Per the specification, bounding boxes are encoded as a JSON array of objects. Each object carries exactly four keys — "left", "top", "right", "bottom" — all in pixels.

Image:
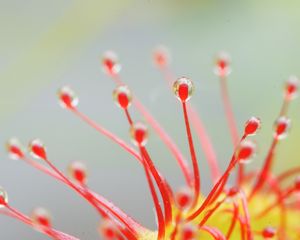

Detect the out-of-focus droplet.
[
  {"left": 113, "top": 85, "right": 132, "bottom": 109},
  {"left": 31, "top": 207, "right": 52, "bottom": 228},
  {"left": 130, "top": 122, "right": 148, "bottom": 147},
  {"left": 58, "top": 86, "right": 79, "bottom": 109},
  {"left": 175, "top": 187, "right": 193, "bottom": 210},
  {"left": 6, "top": 138, "right": 25, "bottom": 160},
  {"left": 237, "top": 140, "right": 256, "bottom": 164},
  {"left": 244, "top": 117, "right": 261, "bottom": 136},
  {"left": 294, "top": 176, "right": 300, "bottom": 191},
  {"left": 29, "top": 139, "right": 47, "bottom": 160},
  {"left": 173, "top": 77, "right": 194, "bottom": 102},
  {"left": 273, "top": 116, "right": 291, "bottom": 140},
  {"left": 99, "top": 220, "right": 118, "bottom": 240},
  {"left": 180, "top": 224, "right": 197, "bottom": 240},
  {"left": 214, "top": 51, "right": 231, "bottom": 78},
  {"left": 262, "top": 226, "right": 276, "bottom": 239},
  {"left": 68, "top": 161, "right": 88, "bottom": 185},
  {"left": 0, "top": 187, "right": 8, "bottom": 208},
  {"left": 102, "top": 51, "right": 121, "bottom": 76},
  {"left": 284, "top": 75, "right": 299, "bottom": 100},
  {"left": 153, "top": 45, "right": 171, "bottom": 68}
]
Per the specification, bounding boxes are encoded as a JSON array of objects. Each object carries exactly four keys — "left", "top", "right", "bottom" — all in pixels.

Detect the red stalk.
[
  {"left": 182, "top": 101, "right": 201, "bottom": 208},
  {"left": 139, "top": 149, "right": 165, "bottom": 240},
  {"left": 109, "top": 72, "right": 193, "bottom": 187},
  {"left": 249, "top": 138, "right": 279, "bottom": 200},
  {"left": 159, "top": 65, "right": 221, "bottom": 182},
  {"left": 140, "top": 147, "right": 173, "bottom": 225},
  {"left": 226, "top": 202, "right": 239, "bottom": 239}
]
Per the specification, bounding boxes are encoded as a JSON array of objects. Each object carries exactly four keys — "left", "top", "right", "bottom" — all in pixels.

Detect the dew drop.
[
  {"left": 294, "top": 176, "right": 300, "bottom": 191},
  {"left": 99, "top": 220, "right": 118, "bottom": 239},
  {"left": 284, "top": 75, "right": 299, "bottom": 100},
  {"left": 29, "top": 139, "right": 47, "bottom": 160},
  {"left": 173, "top": 77, "right": 194, "bottom": 102},
  {"left": 262, "top": 226, "right": 276, "bottom": 239},
  {"left": 180, "top": 224, "right": 197, "bottom": 240},
  {"left": 214, "top": 51, "right": 231, "bottom": 77},
  {"left": 0, "top": 187, "right": 8, "bottom": 208},
  {"left": 225, "top": 186, "right": 240, "bottom": 203},
  {"left": 6, "top": 138, "right": 25, "bottom": 160},
  {"left": 130, "top": 122, "right": 148, "bottom": 147},
  {"left": 244, "top": 117, "right": 261, "bottom": 136},
  {"left": 237, "top": 140, "right": 256, "bottom": 164},
  {"left": 113, "top": 85, "right": 132, "bottom": 109},
  {"left": 58, "top": 86, "right": 79, "bottom": 109},
  {"left": 68, "top": 161, "right": 88, "bottom": 185},
  {"left": 102, "top": 51, "right": 121, "bottom": 76},
  {"left": 175, "top": 187, "right": 193, "bottom": 210},
  {"left": 153, "top": 45, "right": 170, "bottom": 67},
  {"left": 273, "top": 116, "right": 291, "bottom": 140},
  {"left": 31, "top": 207, "right": 52, "bottom": 228}
]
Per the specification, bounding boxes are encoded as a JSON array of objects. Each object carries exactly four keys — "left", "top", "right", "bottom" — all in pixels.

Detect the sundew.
[{"left": 1, "top": 46, "right": 300, "bottom": 240}]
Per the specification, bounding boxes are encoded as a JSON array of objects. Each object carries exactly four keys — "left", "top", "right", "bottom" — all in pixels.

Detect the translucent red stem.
[
  {"left": 4, "top": 204, "right": 79, "bottom": 240},
  {"left": 182, "top": 101, "right": 201, "bottom": 208},
  {"left": 109, "top": 73, "right": 193, "bottom": 187},
  {"left": 140, "top": 147, "right": 173, "bottom": 225},
  {"left": 226, "top": 202, "right": 239, "bottom": 239},
  {"left": 249, "top": 138, "right": 279, "bottom": 200},
  {"left": 159, "top": 65, "right": 221, "bottom": 182},
  {"left": 139, "top": 149, "right": 165, "bottom": 240}
]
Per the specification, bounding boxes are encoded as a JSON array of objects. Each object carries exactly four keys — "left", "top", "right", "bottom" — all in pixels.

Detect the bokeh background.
[{"left": 0, "top": 0, "right": 299, "bottom": 239}]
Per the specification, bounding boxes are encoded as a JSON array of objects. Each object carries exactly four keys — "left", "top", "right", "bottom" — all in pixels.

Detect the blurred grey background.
[{"left": 0, "top": 0, "right": 299, "bottom": 239}]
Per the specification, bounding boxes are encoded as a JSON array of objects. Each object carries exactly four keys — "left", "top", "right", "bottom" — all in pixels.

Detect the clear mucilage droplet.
[
  {"left": 102, "top": 51, "right": 121, "bottom": 76},
  {"left": 130, "top": 122, "right": 149, "bottom": 147},
  {"left": 58, "top": 86, "right": 79, "bottom": 109},
  {"left": 244, "top": 117, "right": 261, "bottom": 136},
  {"left": 274, "top": 116, "right": 291, "bottom": 140},
  {"left": 6, "top": 138, "right": 25, "bottom": 160},
  {"left": 113, "top": 85, "right": 132, "bottom": 109},
  {"left": 31, "top": 207, "right": 52, "bottom": 228},
  {"left": 173, "top": 77, "right": 194, "bottom": 102},
  {"left": 0, "top": 187, "right": 8, "bottom": 208},
  {"left": 237, "top": 140, "right": 256, "bottom": 164},
  {"left": 214, "top": 51, "right": 231, "bottom": 77},
  {"left": 67, "top": 161, "right": 88, "bottom": 185},
  {"left": 29, "top": 139, "right": 47, "bottom": 160}
]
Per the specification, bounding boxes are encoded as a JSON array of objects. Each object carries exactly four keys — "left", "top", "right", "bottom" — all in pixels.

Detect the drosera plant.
[{"left": 1, "top": 46, "right": 300, "bottom": 240}]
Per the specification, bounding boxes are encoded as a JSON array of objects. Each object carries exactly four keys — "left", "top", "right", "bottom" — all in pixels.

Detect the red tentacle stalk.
[
  {"left": 3, "top": 203, "right": 79, "bottom": 240},
  {"left": 27, "top": 141, "right": 141, "bottom": 239},
  {"left": 198, "top": 197, "right": 226, "bottom": 227},
  {"left": 182, "top": 101, "right": 201, "bottom": 208},
  {"left": 240, "top": 191, "right": 253, "bottom": 240},
  {"left": 133, "top": 99, "right": 193, "bottom": 187},
  {"left": 154, "top": 47, "right": 220, "bottom": 182},
  {"left": 71, "top": 108, "right": 142, "bottom": 164},
  {"left": 117, "top": 94, "right": 174, "bottom": 226},
  {"left": 226, "top": 202, "right": 239, "bottom": 239},
  {"left": 103, "top": 54, "right": 193, "bottom": 187},
  {"left": 187, "top": 138, "right": 255, "bottom": 221},
  {"left": 173, "top": 77, "right": 201, "bottom": 208},
  {"left": 140, "top": 146, "right": 173, "bottom": 225},
  {"left": 169, "top": 213, "right": 181, "bottom": 240},
  {"left": 219, "top": 77, "right": 239, "bottom": 146},
  {"left": 256, "top": 186, "right": 296, "bottom": 218},
  {"left": 187, "top": 105, "right": 221, "bottom": 182},
  {"left": 249, "top": 138, "right": 279, "bottom": 200},
  {"left": 200, "top": 226, "right": 226, "bottom": 240},
  {"left": 139, "top": 149, "right": 166, "bottom": 240},
  {"left": 277, "top": 167, "right": 300, "bottom": 183}
]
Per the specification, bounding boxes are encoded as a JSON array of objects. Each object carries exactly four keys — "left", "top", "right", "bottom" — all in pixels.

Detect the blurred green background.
[{"left": 0, "top": 1, "right": 299, "bottom": 239}]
